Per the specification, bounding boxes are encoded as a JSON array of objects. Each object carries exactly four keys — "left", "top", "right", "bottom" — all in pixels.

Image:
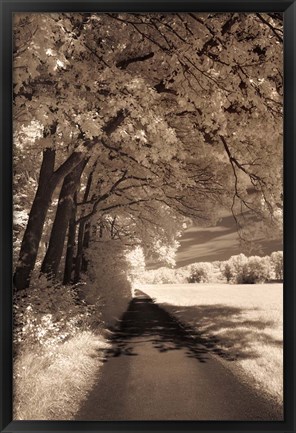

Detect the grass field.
[{"left": 140, "top": 283, "right": 283, "bottom": 406}]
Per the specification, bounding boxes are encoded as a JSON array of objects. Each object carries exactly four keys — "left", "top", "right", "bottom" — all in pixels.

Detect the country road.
[{"left": 76, "top": 291, "right": 282, "bottom": 421}]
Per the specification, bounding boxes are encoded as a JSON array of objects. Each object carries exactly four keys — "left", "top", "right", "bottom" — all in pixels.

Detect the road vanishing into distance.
[{"left": 76, "top": 291, "right": 282, "bottom": 421}]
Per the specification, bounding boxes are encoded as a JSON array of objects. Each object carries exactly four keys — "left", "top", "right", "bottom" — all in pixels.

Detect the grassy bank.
[
  {"left": 14, "top": 331, "right": 110, "bottom": 420},
  {"left": 140, "top": 283, "right": 283, "bottom": 406}
]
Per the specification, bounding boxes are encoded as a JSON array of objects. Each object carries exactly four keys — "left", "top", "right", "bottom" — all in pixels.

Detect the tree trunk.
[
  {"left": 63, "top": 193, "right": 77, "bottom": 285},
  {"left": 73, "top": 161, "right": 96, "bottom": 283},
  {"left": 73, "top": 220, "right": 86, "bottom": 283},
  {"left": 14, "top": 149, "right": 56, "bottom": 290},
  {"left": 13, "top": 111, "right": 126, "bottom": 291},
  {"left": 41, "top": 159, "right": 87, "bottom": 279},
  {"left": 110, "top": 216, "right": 117, "bottom": 239},
  {"left": 81, "top": 222, "right": 91, "bottom": 273},
  {"left": 13, "top": 149, "right": 86, "bottom": 290}
]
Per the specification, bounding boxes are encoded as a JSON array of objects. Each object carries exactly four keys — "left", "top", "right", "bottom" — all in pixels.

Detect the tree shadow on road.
[
  {"left": 76, "top": 291, "right": 283, "bottom": 421},
  {"left": 101, "top": 290, "right": 281, "bottom": 364},
  {"left": 103, "top": 294, "right": 208, "bottom": 363}
]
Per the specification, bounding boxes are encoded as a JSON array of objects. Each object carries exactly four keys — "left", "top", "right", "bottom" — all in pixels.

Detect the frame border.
[{"left": 1, "top": 1, "right": 295, "bottom": 432}]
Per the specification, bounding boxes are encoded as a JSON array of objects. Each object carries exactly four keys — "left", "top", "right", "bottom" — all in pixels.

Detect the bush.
[
  {"left": 83, "top": 239, "right": 132, "bottom": 325},
  {"left": 228, "top": 255, "right": 271, "bottom": 284},
  {"left": 270, "top": 251, "right": 283, "bottom": 280},
  {"left": 187, "top": 263, "right": 212, "bottom": 283},
  {"left": 150, "top": 267, "right": 177, "bottom": 284},
  {"left": 13, "top": 275, "right": 100, "bottom": 352},
  {"left": 222, "top": 263, "right": 233, "bottom": 283}
]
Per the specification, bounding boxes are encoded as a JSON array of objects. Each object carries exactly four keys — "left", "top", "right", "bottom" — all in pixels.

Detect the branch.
[
  {"left": 101, "top": 198, "right": 151, "bottom": 213},
  {"left": 100, "top": 139, "right": 161, "bottom": 178},
  {"left": 52, "top": 151, "right": 84, "bottom": 185},
  {"left": 154, "top": 80, "right": 177, "bottom": 95},
  {"left": 84, "top": 43, "right": 110, "bottom": 67},
  {"left": 102, "top": 109, "right": 128, "bottom": 135},
  {"left": 75, "top": 170, "right": 128, "bottom": 224},
  {"left": 220, "top": 135, "right": 264, "bottom": 185},
  {"left": 256, "top": 13, "right": 283, "bottom": 43},
  {"left": 220, "top": 135, "right": 266, "bottom": 225},
  {"left": 107, "top": 13, "right": 170, "bottom": 52},
  {"left": 116, "top": 52, "right": 154, "bottom": 70}
]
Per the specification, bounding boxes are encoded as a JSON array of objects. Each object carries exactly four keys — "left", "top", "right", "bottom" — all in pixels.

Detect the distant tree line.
[{"left": 138, "top": 251, "right": 283, "bottom": 285}]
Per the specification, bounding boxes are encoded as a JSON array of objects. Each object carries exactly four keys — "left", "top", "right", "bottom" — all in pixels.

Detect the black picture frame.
[{"left": 0, "top": 1, "right": 295, "bottom": 432}]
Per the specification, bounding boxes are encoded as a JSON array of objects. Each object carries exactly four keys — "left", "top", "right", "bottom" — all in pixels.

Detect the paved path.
[{"left": 76, "top": 292, "right": 282, "bottom": 421}]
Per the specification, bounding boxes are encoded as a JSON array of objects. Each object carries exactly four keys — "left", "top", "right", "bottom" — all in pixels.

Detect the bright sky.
[{"left": 175, "top": 214, "right": 283, "bottom": 268}]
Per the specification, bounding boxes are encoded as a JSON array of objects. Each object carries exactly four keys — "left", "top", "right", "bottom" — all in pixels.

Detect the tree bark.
[
  {"left": 63, "top": 193, "right": 77, "bottom": 285},
  {"left": 41, "top": 159, "right": 87, "bottom": 279},
  {"left": 81, "top": 222, "right": 91, "bottom": 273},
  {"left": 73, "top": 161, "right": 97, "bottom": 283},
  {"left": 14, "top": 149, "right": 56, "bottom": 290},
  {"left": 73, "top": 220, "right": 86, "bottom": 283}
]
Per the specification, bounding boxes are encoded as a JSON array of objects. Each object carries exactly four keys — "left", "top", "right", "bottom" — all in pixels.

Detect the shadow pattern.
[
  {"left": 159, "top": 302, "right": 282, "bottom": 361},
  {"left": 102, "top": 290, "right": 251, "bottom": 363}
]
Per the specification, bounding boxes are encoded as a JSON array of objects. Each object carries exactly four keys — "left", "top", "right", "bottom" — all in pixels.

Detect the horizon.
[{"left": 147, "top": 213, "right": 283, "bottom": 270}]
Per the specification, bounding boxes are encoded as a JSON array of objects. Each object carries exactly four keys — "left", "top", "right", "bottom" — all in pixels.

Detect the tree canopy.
[{"left": 13, "top": 12, "right": 283, "bottom": 291}]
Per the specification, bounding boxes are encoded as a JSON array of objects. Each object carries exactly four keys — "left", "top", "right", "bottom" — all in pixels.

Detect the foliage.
[
  {"left": 222, "top": 263, "right": 233, "bottom": 283},
  {"left": 82, "top": 239, "right": 132, "bottom": 324},
  {"left": 126, "top": 246, "right": 146, "bottom": 289},
  {"left": 149, "top": 267, "right": 179, "bottom": 284},
  {"left": 187, "top": 263, "right": 214, "bottom": 283},
  {"left": 13, "top": 275, "right": 101, "bottom": 350},
  {"left": 138, "top": 250, "right": 282, "bottom": 285},
  {"left": 13, "top": 12, "right": 283, "bottom": 291},
  {"left": 239, "top": 256, "right": 271, "bottom": 284},
  {"left": 270, "top": 251, "right": 283, "bottom": 280},
  {"left": 226, "top": 254, "right": 272, "bottom": 284},
  {"left": 12, "top": 12, "right": 283, "bottom": 347},
  {"left": 227, "top": 253, "right": 249, "bottom": 280}
]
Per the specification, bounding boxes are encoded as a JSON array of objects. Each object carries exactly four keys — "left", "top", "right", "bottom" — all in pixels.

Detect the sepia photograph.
[{"left": 12, "top": 11, "right": 284, "bottom": 422}]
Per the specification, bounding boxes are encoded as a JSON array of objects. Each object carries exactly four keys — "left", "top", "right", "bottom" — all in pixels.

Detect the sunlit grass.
[
  {"left": 140, "top": 283, "right": 283, "bottom": 406},
  {"left": 13, "top": 331, "right": 110, "bottom": 420}
]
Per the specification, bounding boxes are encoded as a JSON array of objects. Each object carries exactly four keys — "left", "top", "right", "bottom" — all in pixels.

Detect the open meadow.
[{"left": 140, "top": 283, "right": 283, "bottom": 407}]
